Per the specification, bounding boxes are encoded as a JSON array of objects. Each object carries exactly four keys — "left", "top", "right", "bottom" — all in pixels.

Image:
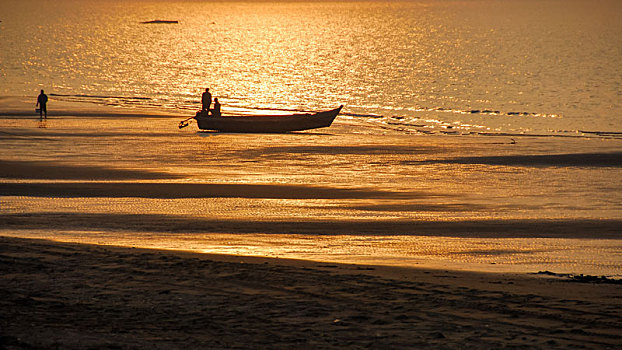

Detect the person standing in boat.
[
  {"left": 36, "top": 89, "right": 48, "bottom": 119},
  {"left": 201, "top": 88, "right": 212, "bottom": 112},
  {"left": 212, "top": 98, "right": 221, "bottom": 117}
]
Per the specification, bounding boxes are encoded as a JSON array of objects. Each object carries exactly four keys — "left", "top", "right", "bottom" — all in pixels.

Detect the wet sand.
[
  {"left": 1, "top": 107, "right": 622, "bottom": 348},
  {"left": 1, "top": 236, "right": 621, "bottom": 349}
]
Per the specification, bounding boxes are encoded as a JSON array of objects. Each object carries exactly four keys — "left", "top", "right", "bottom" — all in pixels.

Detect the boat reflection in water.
[{"left": 193, "top": 105, "right": 343, "bottom": 133}]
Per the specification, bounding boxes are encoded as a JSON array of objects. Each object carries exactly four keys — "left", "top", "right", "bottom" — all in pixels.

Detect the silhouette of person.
[
  {"left": 212, "top": 98, "right": 221, "bottom": 117},
  {"left": 201, "top": 88, "right": 212, "bottom": 112},
  {"left": 36, "top": 89, "right": 48, "bottom": 118}
]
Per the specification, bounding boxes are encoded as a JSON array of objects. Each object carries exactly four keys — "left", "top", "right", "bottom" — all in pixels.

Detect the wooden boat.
[{"left": 193, "top": 105, "right": 343, "bottom": 133}]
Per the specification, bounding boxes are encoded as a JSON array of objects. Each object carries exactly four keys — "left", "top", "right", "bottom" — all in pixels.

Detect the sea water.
[
  {"left": 1, "top": 0, "right": 622, "bottom": 276},
  {"left": 1, "top": 0, "right": 621, "bottom": 137}
]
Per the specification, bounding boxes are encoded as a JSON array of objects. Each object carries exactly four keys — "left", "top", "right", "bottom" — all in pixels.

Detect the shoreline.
[
  {"left": 2, "top": 236, "right": 621, "bottom": 349},
  {"left": 0, "top": 95, "right": 188, "bottom": 118},
  {"left": 3, "top": 95, "right": 622, "bottom": 140},
  {"left": 3, "top": 228, "right": 621, "bottom": 279}
]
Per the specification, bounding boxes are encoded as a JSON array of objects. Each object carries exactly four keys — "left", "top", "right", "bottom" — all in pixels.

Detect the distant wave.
[
  {"left": 343, "top": 110, "right": 622, "bottom": 140},
  {"left": 347, "top": 104, "right": 561, "bottom": 120},
  {"left": 50, "top": 93, "right": 152, "bottom": 101},
  {"left": 49, "top": 93, "right": 197, "bottom": 113},
  {"left": 340, "top": 112, "right": 384, "bottom": 118}
]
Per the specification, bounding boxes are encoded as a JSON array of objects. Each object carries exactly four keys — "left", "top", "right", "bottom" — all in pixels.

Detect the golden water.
[
  {"left": 1, "top": 117, "right": 621, "bottom": 276},
  {"left": 1, "top": 0, "right": 621, "bottom": 136}
]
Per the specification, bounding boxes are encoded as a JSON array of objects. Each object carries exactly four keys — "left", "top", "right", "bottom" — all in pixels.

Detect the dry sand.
[{"left": 1, "top": 236, "right": 621, "bottom": 349}]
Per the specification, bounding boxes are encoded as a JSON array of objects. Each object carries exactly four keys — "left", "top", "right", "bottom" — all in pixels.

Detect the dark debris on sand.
[{"left": 535, "top": 271, "right": 622, "bottom": 285}]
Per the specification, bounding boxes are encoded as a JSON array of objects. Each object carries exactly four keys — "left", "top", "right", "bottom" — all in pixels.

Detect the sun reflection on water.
[{"left": 3, "top": 0, "right": 622, "bottom": 135}]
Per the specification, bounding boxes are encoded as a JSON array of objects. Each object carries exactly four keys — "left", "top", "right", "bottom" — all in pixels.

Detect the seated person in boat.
[{"left": 210, "top": 97, "right": 221, "bottom": 117}]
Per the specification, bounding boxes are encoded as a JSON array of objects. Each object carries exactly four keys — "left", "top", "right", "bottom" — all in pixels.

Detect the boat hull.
[{"left": 194, "top": 106, "right": 342, "bottom": 133}]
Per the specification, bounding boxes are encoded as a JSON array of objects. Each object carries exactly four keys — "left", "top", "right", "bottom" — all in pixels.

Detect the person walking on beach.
[
  {"left": 201, "top": 88, "right": 212, "bottom": 112},
  {"left": 212, "top": 97, "right": 221, "bottom": 117},
  {"left": 36, "top": 89, "right": 48, "bottom": 118}
]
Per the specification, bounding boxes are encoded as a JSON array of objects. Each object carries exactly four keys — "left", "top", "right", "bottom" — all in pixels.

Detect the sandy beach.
[
  {"left": 2, "top": 236, "right": 621, "bottom": 349},
  {"left": 2, "top": 0, "right": 622, "bottom": 347},
  {"left": 1, "top": 102, "right": 622, "bottom": 348}
]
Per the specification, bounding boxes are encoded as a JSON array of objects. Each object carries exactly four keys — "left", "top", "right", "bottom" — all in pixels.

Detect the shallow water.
[
  {"left": 1, "top": 116, "right": 621, "bottom": 276},
  {"left": 1, "top": 0, "right": 621, "bottom": 137}
]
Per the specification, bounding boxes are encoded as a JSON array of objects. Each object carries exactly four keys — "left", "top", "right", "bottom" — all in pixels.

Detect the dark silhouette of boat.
[
  {"left": 193, "top": 106, "right": 343, "bottom": 133},
  {"left": 141, "top": 20, "right": 179, "bottom": 24}
]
